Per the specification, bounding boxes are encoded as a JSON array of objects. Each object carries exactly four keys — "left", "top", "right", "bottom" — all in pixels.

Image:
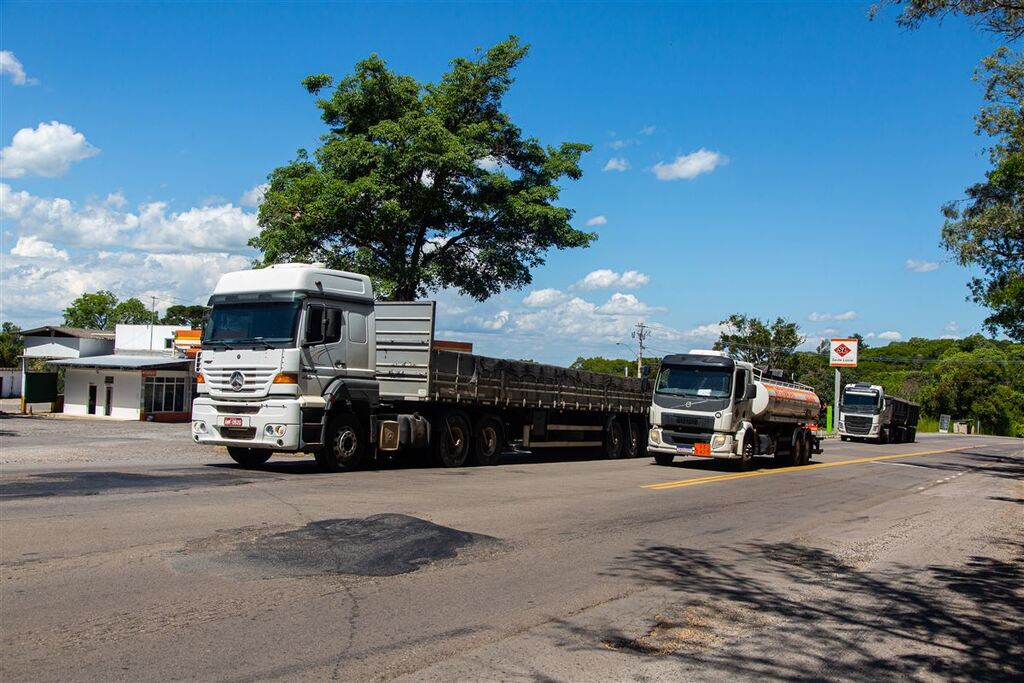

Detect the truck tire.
[
  {"left": 227, "top": 447, "right": 272, "bottom": 468},
  {"left": 315, "top": 413, "right": 367, "bottom": 472},
  {"left": 471, "top": 414, "right": 504, "bottom": 466},
  {"left": 737, "top": 433, "right": 755, "bottom": 471},
  {"left": 797, "top": 431, "right": 811, "bottom": 466},
  {"left": 631, "top": 419, "right": 648, "bottom": 458},
  {"left": 603, "top": 418, "right": 625, "bottom": 459},
  {"left": 434, "top": 411, "right": 471, "bottom": 467},
  {"left": 907, "top": 427, "right": 917, "bottom": 443},
  {"left": 775, "top": 433, "right": 796, "bottom": 467},
  {"left": 623, "top": 418, "right": 641, "bottom": 458},
  {"left": 654, "top": 452, "right": 675, "bottom": 466},
  {"left": 892, "top": 427, "right": 903, "bottom": 444}
]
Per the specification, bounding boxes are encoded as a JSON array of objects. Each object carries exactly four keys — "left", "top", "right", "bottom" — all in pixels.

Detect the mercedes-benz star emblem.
[{"left": 229, "top": 371, "right": 245, "bottom": 391}]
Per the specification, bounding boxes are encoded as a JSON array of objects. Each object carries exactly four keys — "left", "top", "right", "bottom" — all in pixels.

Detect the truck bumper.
[
  {"left": 648, "top": 428, "right": 737, "bottom": 459},
  {"left": 191, "top": 398, "right": 303, "bottom": 451}
]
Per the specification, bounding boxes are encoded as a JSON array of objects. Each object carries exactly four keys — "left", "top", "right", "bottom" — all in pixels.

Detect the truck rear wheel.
[
  {"left": 315, "top": 413, "right": 367, "bottom": 472},
  {"left": 434, "top": 411, "right": 471, "bottom": 467},
  {"left": 797, "top": 431, "right": 811, "bottom": 466},
  {"left": 623, "top": 418, "right": 641, "bottom": 458},
  {"left": 907, "top": 427, "right": 916, "bottom": 443},
  {"left": 471, "top": 415, "right": 504, "bottom": 466},
  {"left": 227, "top": 447, "right": 272, "bottom": 468},
  {"left": 603, "top": 418, "right": 625, "bottom": 459}
]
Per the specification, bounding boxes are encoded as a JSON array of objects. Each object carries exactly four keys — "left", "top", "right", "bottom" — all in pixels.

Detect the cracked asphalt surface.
[{"left": 1, "top": 413, "right": 1021, "bottom": 681}]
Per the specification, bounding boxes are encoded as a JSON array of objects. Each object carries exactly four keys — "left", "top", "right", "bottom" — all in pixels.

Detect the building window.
[{"left": 143, "top": 376, "right": 189, "bottom": 413}]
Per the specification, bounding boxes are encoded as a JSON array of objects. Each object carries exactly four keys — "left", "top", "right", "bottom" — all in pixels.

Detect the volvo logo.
[
  {"left": 685, "top": 401, "right": 693, "bottom": 408},
  {"left": 229, "top": 371, "right": 245, "bottom": 391}
]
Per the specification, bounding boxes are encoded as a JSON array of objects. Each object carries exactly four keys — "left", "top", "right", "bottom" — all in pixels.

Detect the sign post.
[{"left": 829, "top": 338, "right": 859, "bottom": 433}]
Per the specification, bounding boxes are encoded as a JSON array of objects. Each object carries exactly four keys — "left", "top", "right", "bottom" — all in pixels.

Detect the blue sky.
[{"left": 0, "top": 1, "right": 1003, "bottom": 364}]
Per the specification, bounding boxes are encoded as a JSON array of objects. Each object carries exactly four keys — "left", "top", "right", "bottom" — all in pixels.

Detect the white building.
[
  {"left": 51, "top": 324, "right": 196, "bottom": 422},
  {"left": 17, "top": 327, "right": 116, "bottom": 408}
]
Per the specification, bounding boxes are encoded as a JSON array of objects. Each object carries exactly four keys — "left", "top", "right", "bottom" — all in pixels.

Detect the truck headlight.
[
  {"left": 264, "top": 424, "right": 287, "bottom": 436},
  {"left": 711, "top": 434, "right": 728, "bottom": 449},
  {"left": 192, "top": 421, "right": 207, "bottom": 434},
  {"left": 650, "top": 427, "right": 662, "bottom": 445}
]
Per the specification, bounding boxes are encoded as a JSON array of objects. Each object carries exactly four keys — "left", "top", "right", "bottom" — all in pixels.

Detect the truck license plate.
[
  {"left": 675, "top": 445, "right": 693, "bottom": 455},
  {"left": 222, "top": 416, "right": 244, "bottom": 427}
]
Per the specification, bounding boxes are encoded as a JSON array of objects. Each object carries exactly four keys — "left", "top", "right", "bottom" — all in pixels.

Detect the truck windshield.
[
  {"left": 843, "top": 391, "right": 879, "bottom": 412},
  {"left": 656, "top": 365, "right": 732, "bottom": 398},
  {"left": 202, "top": 302, "right": 301, "bottom": 348}
]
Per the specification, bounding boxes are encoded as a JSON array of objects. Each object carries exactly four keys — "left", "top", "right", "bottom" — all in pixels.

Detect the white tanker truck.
[{"left": 648, "top": 350, "right": 822, "bottom": 469}]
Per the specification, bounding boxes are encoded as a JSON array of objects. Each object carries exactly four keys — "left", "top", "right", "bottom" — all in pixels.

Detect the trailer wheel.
[
  {"left": 227, "top": 447, "right": 272, "bottom": 468},
  {"left": 623, "top": 418, "right": 642, "bottom": 458},
  {"left": 907, "top": 427, "right": 916, "bottom": 443},
  {"left": 471, "top": 415, "right": 504, "bottom": 466},
  {"left": 315, "top": 413, "right": 367, "bottom": 472},
  {"left": 603, "top": 418, "right": 625, "bottom": 459},
  {"left": 434, "top": 411, "right": 471, "bottom": 467}
]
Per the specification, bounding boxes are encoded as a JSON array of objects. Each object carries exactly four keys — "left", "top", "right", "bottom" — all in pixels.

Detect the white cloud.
[
  {"left": 905, "top": 259, "right": 940, "bottom": 273},
  {"left": 876, "top": 331, "right": 902, "bottom": 341},
  {"left": 465, "top": 309, "right": 510, "bottom": 331},
  {"left": 1, "top": 121, "right": 99, "bottom": 178},
  {"left": 419, "top": 170, "right": 434, "bottom": 188},
  {"left": 609, "top": 139, "right": 629, "bottom": 150},
  {"left": 596, "top": 292, "right": 664, "bottom": 316},
  {"left": 10, "top": 235, "right": 68, "bottom": 261},
  {"left": 239, "top": 183, "right": 269, "bottom": 207},
  {"left": 0, "top": 51, "right": 36, "bottom": 86},
  {"left": 602, "top": 157, "right": 630, "bottom": 172},
  {"left": 808, "top": 310, "right": 857, "bottom": 322},
  {"left": 1, "top": 185, "right": 258, "bottom": 253},
  {"left": 574, "top": 268, "right": 650, "bottom": 290},
  {"left": 640, "top": 126, "right": 656, "bottom": 135},
  {"left": 585, "top": 215, "right": 607, "bottom": 226},
  {"left": 475, "top": 156, "right": 500, "bottom": 171},
  {"left": 652, "top": 149, "right": 726, "bottom": 181},
  {"left": 945, "top": 321, "right": 960, "bottom": 333},
  {"left": 522, "top": 288, "right": 568, "bottom": 308}
]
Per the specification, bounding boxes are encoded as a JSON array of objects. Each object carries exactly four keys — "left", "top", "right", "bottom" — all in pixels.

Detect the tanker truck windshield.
[
  {"left": 655, "top": 365, "right": 731, "bottom": 398},
  {"left": 202, "top": 302, "right": 302, "bottom": 348}
]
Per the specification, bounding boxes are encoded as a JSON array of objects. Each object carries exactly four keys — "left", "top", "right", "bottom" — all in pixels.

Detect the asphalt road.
[{"left": 1, "top": 414, "right": 1021, "bottom": 682}]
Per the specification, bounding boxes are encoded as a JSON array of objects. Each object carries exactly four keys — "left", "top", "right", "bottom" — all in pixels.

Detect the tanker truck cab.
[
  {"left": 649, "top": 350, "right": 821, "bottom": 469},
  {"left": 191, "top": 264, "right": 378, "bottom": 468}
]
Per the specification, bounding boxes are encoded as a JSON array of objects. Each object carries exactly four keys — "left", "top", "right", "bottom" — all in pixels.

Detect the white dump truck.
[
  {"left": 838, "top": 382, "right": 920, "bottom": 444},
  {"left": 190, "top": 264, "right": 652, "bottom": 470},
  {"left": 648, "top": 350, "right": 822, "bottom": 469}
]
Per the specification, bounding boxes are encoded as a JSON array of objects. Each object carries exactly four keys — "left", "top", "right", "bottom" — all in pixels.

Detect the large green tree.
[
  {"left": 162, "top": 305, "right": 209, "bottom": 329},
  {"left": 874, "top": 1, "right": 1024, "bottom": 339},
  {"left": 0, "top": 322, "right": 24, "bottom": 367},
  {"left": 112, "top": 298, "right": 158, "bottom": 326},
  {"left": 252, "top": 36, "right": 594, "bottom": 301},
  {"left": 63, "top": 291, "right": 157, "bottom": 329},
  {"left": 713, "top": 314, "right": 804, "bottom": 372}
]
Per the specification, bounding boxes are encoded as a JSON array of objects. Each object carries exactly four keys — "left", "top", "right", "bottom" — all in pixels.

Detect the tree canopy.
[
  {"left": 162, "top": 305, "right": 209, "bottom": 329},
  {"left": 0, "top": 322, "right": 23, "bottom": 367},
  {"left": 712, "top": 313, "right": 804, "bottom": 373},
  {"left": 63, "top": 291, "right": 157, "bottom": 329},
  {"left": 252, "top": 36, "right": 595, "bottom": 301}
]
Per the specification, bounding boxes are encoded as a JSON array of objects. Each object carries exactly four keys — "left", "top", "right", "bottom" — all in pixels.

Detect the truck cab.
[
  {"left": 838, "top": 382, "right": 919, "bottom": 443},
  {"left": 191, "top": 264, "right": 378, "bottom": 467}
]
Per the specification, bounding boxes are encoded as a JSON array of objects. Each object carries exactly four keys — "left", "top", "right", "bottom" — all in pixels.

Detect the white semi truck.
[
  {"left": 838, "top": 382, "right": 919, "bottom": 444},
  {"left": 648, "top": 350, "right": 822, "bottom": 469},
  {"left": 191, "top": 264, "right": 651, "bottom": 470}
]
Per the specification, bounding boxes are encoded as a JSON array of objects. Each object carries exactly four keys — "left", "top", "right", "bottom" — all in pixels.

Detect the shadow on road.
[{"left": 557, "top": 539, "right": 1023, "bottom": 681}]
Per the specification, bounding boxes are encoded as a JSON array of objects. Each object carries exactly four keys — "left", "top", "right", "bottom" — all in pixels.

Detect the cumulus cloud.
[
  {"left": 945, "top": 321, "right": 960, "bottom": 333},
  {"left": 1, "top": 121, "right": 99, "bottom": 178},
  {"left": 574, "top": 268, "right": 650, "bottom": 290},
  {"left": 877, "top": 331, "right": 902, "bottom": 341},
  {"left": 905, "top": 259, "right": 940, "bottom": 273},
  {"left": 602, "top": 157, "right": 630, "bottom": 172},
  {"left": 596, "top": 292, "right": 664, "bottom": 316},
  {"left": 522, "top": 288, "right": 568, "bottom": 307},
  {"left": 609, "top": 139, "right": 629, "bottom": 150},
  {"left": 1, "top": 184, "right": 258, "bottom": 252},
  {"left": 808, "top": 310, "right": 857, "bottom": 322},
  {"left": 585, "top": 215, "right": 607, "bottom": 226},
  {"left": 640, "top": 125, "right": 656, "bottom": 135},
  {"left": 475, "top": 156, "right": 500, "bottom": 171},
  {"left": 0, "top": 51, "right": 36, "bottom": 86},
  {"left": 465, "top": 310, "right": 509, "bottom": 331},
  {"left": 239, "top": 183, "right": 269, "bottom": 207},
  {"left": 10, "top": 235, "right": 68, "bottom": 260},
  {"left": 652, "top": 149, "right": 726, "bottom": 181}
]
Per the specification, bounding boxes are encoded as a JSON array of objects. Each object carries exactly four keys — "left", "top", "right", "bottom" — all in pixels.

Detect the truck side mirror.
[
  {"left": 743, "top": 383, "right": 757, "bottom": 400},
  {"left": 304, "top": 306, "right": 325, "bottom": 345}
]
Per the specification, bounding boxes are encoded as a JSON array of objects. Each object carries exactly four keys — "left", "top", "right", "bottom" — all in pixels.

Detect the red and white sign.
[{"left": 830, "top": 338, "right": 859, "bottom": 367}]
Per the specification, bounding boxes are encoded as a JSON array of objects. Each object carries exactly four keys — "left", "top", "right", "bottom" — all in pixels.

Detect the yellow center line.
[{"left": 642, "top": 446, "right": 972, "bottom": 491}]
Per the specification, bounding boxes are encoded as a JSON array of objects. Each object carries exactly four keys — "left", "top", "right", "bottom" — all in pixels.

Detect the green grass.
[{"left": 917, "top": 416, "right": 940, "bottom": 433}]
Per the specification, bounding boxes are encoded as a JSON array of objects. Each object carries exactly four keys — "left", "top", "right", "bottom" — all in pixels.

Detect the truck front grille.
[
  {"left": 202, "top": 366, "right": 278, "bottom": 397},
  {"left": 845, "top": 415, "right": 873, "bottom": 434},
  {"left": 662, "top": 414, "right": 714, "bottom": 431}
]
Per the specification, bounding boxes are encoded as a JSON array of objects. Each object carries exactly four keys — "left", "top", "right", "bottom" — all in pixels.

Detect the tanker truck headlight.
[
  {"left": 711, "top": 434, "right": 728, "bottom": 450},
  {"left": 264, "top": 424, "right": 287, "bottom": 437},
  {"left": 650, "top": 427, "right": 662, "bottom": 445}
]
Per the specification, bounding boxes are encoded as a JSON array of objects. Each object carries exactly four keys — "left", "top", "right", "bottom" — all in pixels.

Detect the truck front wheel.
[
  {"left": 227, "top": 447, "right": 272, "bottom": 468},
  {"left": 315, "top": 413, "right": 367, "bottom": 472}
]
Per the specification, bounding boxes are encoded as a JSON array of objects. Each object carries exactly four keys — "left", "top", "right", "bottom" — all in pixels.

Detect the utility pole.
[
  {"left": 632, "top": 322, "right": 650, "bottom": 377},
  {"left": 150, "top": 296, "right": 157, "bottom": 351}
]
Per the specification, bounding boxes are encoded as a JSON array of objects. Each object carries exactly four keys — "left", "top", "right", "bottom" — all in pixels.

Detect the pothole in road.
[
  {"left": 172, "top": 513, "right": 497, "bottom": 578},
  {"left": 0, "top": 470, "right": 254, "bottom": 499},
  {"left": 602, "top": 602, "right": 771, "bottom": 656}
]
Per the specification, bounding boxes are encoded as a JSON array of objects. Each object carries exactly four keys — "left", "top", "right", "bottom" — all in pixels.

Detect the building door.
[
  {"left": 87, "top": 385, "right": 97, "bottom": 414},
  {"left": 104, "top": 385, "right": 113, "bottom": 416}
]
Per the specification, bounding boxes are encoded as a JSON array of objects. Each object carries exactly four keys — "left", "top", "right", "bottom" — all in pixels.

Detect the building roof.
[
  {"left": 48, "top": 355, "right": 191, "bottom": 370},
  {"left": 20, "top": 326, "right": 115, "bottom": 340}
]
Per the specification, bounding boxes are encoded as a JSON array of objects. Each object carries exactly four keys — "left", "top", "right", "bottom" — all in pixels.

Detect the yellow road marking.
[{"left": 642, "top": 446, "right": 972, "bottom": 491}]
